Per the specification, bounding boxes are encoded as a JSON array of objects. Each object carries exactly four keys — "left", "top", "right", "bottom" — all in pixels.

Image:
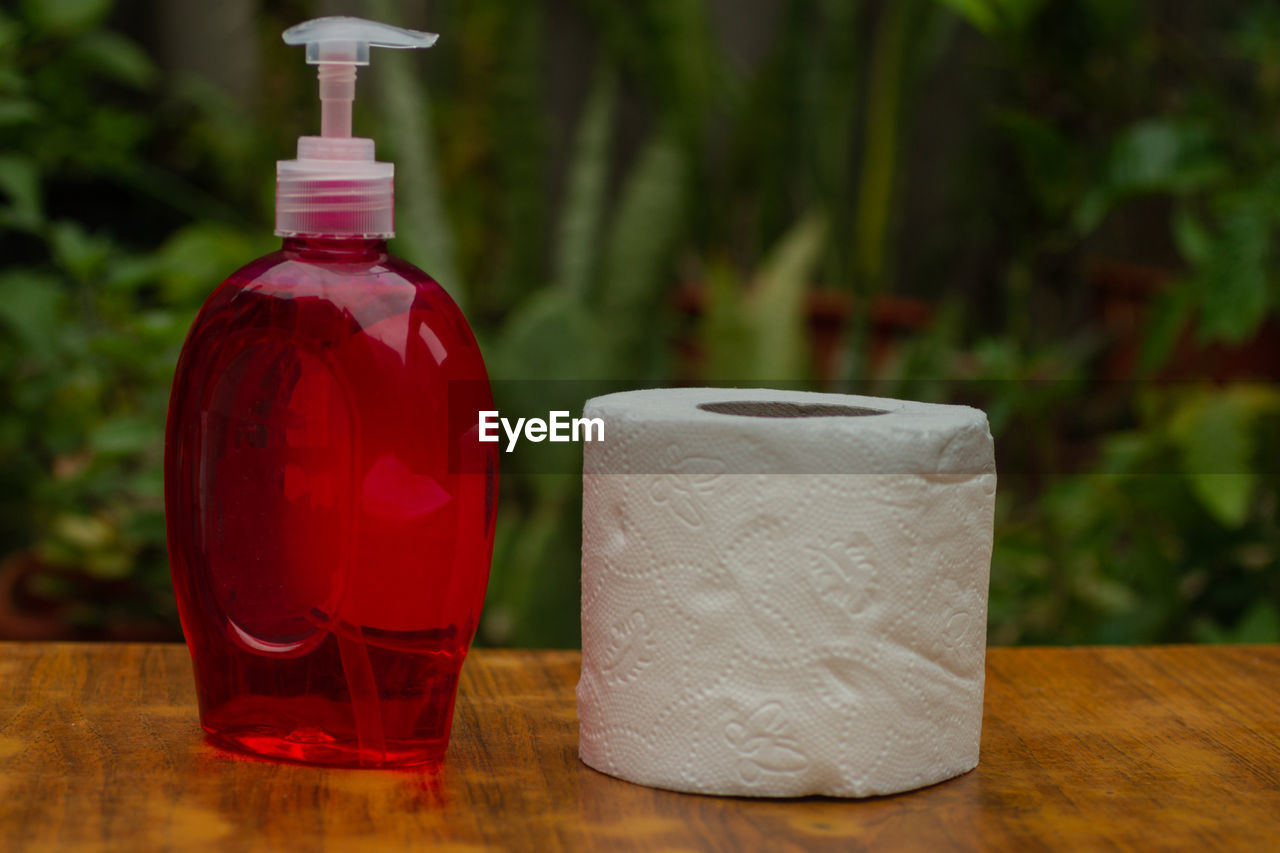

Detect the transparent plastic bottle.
[{"left": 164, "top": 18, "right": 496, "bottom": 768}]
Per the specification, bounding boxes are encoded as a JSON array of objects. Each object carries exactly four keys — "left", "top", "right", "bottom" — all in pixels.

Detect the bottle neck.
[{"left": 282, "top": 236, "right": 388, "bottom": 262}]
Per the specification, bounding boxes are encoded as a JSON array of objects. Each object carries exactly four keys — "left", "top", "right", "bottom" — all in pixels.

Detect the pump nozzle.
[
  {"left": 275, "top": 17, "right": 438, "bottom": 239},
  {"left": 283, "top": 16, "right": 438, "bottom": 138}
]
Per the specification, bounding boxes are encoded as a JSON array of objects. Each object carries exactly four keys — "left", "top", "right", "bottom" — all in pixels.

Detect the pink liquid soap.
[{"left": 165, "top": 235, "right": 496, "bottom": 767}]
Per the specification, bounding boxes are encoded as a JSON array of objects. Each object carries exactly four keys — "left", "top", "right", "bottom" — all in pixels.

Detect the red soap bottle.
[{"left": 164, "top": 17, "right": 496, "bottom": 768}]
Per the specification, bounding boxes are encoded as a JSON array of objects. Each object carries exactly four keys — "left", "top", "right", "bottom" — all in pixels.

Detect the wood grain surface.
[{"left": 0, "top": 643, "right": 1276, "bottom": 851}]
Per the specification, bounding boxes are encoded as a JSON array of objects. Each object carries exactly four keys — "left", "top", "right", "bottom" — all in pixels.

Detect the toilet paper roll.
[{"left": 577, "top": 387, "right": 996, "bottom": 797}]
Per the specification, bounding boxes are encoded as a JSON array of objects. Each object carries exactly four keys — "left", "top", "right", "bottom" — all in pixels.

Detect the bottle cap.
[{"left": 275, "top": 17, "right": 438, "bottom": 239}]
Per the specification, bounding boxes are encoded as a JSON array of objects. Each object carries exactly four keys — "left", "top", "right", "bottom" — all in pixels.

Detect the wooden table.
[{"left": 0, "top": 644, "right": 1276, "bottom": 851}]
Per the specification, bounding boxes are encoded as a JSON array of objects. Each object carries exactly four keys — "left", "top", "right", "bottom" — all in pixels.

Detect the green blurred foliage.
[
  {"left": 0, "top": 1, "right": 275, "bottom": 635},
  {"left": 0, "top": 0, "right": 1277, "bottom": 645},
  {"left": 939, "top": 0, "right": 1280, "bottom": 643}
]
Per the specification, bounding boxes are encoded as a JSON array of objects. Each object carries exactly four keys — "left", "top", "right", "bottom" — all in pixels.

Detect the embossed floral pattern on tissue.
[{"left": 578, "top": 388, "right": 996, "bottom": 798}]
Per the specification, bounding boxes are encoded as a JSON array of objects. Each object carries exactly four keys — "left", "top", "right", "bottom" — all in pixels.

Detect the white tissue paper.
[{"left": 577, "top": 387, "right": 996, "bottom": 797}]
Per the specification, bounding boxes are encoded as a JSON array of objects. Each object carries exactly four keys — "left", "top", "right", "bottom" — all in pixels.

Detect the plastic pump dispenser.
[
  {"left": 275, "top": 17, "right": 438, "bottom": 238},
  {"left": 165, "top": 17, "right": 497, "bottom": 769}
]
